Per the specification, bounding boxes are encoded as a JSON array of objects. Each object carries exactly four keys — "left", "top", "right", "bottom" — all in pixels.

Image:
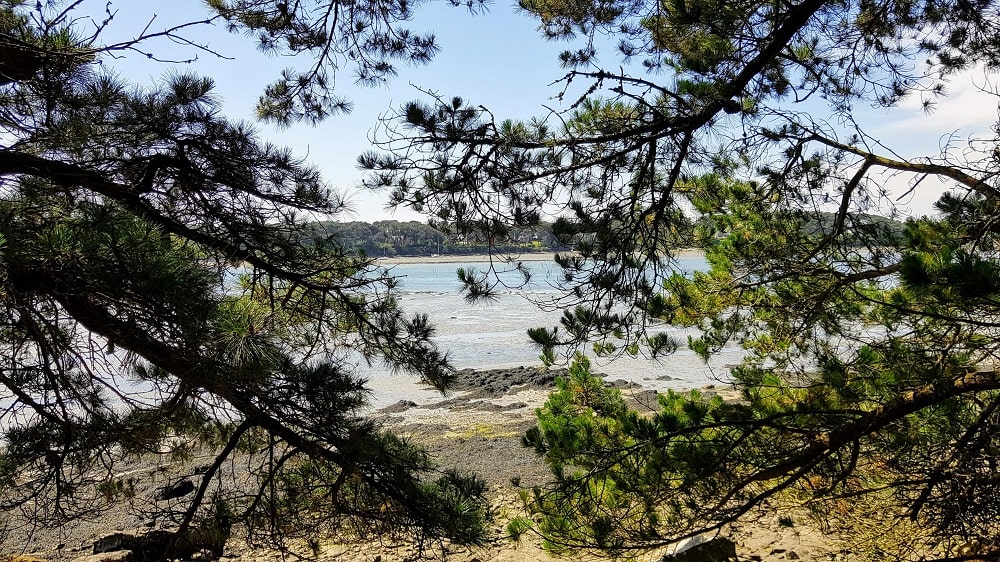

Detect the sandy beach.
[
  {"left": 3, "top": 364, "right": 850, "bottom": 562},
  {"left": 276, "top": 366, "right": 847, "bottom": 562}
]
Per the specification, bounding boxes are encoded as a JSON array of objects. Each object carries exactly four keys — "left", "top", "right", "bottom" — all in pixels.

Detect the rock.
[
  {"left": 449, "top": 366, "right": 564, "bottom": 397},
  {"left": 787, "top": 551, "right": 800, "bottom": 559},
  {"left": 629, "top": 389, "right": 660, "bottom": 409},
  {"left": 606, "top": 379, "right": 641, "bottom": 389},
  {"left": 502, "top": 401, "right": 528, "bottom": 410},
  {"left": 156, "top": 478, "right": 196, "bottom": 501},
  {"left": 468, "top": 400, "right": 529, "bottom": 412},
  {"left": 380, "top": 400, "right": 418, "bottom": 413},
  {"left": 70, "top": 551, "right": 132, "bottom": 562},
  {"left": 660, "top": 537, "right": 737, "bottom": 562},
  {"left": 94, "top": 533, "right": 138, "bottom": 554},
  {"left": 93, "top": 524, "right": 229, "bottom": 561}
]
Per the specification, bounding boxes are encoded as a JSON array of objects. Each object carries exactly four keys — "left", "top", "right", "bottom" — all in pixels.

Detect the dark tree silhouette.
[
  {"left": 0, "top": 2, "right": 487, "bottom": 556},
  {"left": 346, "top": 0, "right": 1000, "bottom": 558}
]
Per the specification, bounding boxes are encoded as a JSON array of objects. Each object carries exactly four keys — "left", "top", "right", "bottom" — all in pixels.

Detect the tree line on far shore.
[
  {"left": 301, "top": 219, "right": 571, "bottom": 256},
  {"left": 303, "top": 213, "right": 905, "bottom": 258}
]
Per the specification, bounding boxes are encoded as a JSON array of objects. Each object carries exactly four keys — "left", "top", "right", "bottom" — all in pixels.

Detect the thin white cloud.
[{"left": 873, "top": 68, "right": 999, "bottom": 137}]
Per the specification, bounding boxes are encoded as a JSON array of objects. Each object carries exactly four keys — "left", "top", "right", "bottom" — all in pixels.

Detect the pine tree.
[
  {"left": 0, "top": 2, "right": 487, "bottom": 554},
  {"left": 349, "top": 0, "right": 1000, "bottom": 557},
  {"left": 206, "top": 0, "right": 487, "bottom": 125}
]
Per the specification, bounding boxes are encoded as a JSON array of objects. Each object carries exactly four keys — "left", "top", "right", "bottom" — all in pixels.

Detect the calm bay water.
[{"left": 363, "top": 255, "right": 745, "bottom": 408}]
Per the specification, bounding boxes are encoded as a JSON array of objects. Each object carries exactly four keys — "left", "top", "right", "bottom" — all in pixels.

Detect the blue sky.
[
  {"left": 91, "top": 0, "right": 582, "bottom": 221},
  {"left": 84, "top": 1, "right": 1000, "bottom": 221}
]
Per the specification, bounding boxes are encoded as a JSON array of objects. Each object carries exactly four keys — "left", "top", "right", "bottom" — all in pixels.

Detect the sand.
[{"left": 3, "top": 365, "right": 848, "bottom": 562}]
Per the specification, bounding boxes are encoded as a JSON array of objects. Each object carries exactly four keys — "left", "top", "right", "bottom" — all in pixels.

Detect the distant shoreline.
[
  {"left": 377, "top": 249, "right": 705, "bottom": 265},
  {"left": 378, "top": 252, "right": 559, "bottom": 265}
]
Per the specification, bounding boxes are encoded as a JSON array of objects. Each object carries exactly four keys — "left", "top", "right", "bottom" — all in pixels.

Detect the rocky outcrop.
[
  {"left": 660, "top": 537, "right": 737, "bottom": 562},
  {"left": 451, "top": 366, "right": 564, "bottom": 397},
  {"left": 155, "top": 479, "right": 196, "bottom": 501},
  {"left": 91, "top": 523, "right": 229, "bottom": 561}
]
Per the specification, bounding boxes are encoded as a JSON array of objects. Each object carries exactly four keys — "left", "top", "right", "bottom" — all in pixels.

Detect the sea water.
[{"left": 362, "top": 255, "right": 745, "bottom": 408}]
